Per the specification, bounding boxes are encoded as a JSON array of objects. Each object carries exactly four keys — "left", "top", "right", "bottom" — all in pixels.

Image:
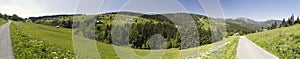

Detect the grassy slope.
[
  {"left": 246, "top": 24, "right": 300, "bottom": 59},
  {"left": 10, "top": 22, "right": 74, "bottom": 58},
  {"left": 10, "top": 22, "right": 239, "bottom": 59}
]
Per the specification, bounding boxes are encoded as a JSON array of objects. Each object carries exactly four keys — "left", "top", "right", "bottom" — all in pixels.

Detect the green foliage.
[
  {"left": 10, "top": 21, "right": 240, "bottom": 59},
  {"left": 0, "top": 13, "right": 23, "bottom": 21},
  {"left": 207, "top": 36, "right": 239, "bottom": 59},
  {"left": 10, "top": 22, "right": 74, "bottom": 59},
  {"left": 268, "top": 22, "right": 278, "bottom": 30},
  {"left": 0, "top": 13, "right": 2, "bottom": 19},
  {"left": 295, "top": 16, "right": 300, "bottom": 24},
  {"left": 11, "top": 14, "right": 23, "bottom": 21},
  {"left": 34, "top": 16, "right": 73, "bottom": 28},
  {"left": 246, "top": 24, "right": 300, "bottom": 59},
  {"left": 281, "top": 18, "right": 288, "bottom": 27},
  {"left": 0, "top": 18, "right": 7, "bottom": 26},
  {"left": 226, "top": 22, "right": 256, "bottom": 36},
  {"left": 287, "top": 14, "right": 295, "bottom": 26},
  {"left": 280, "top": 14, "right": 300, "bottom": 27},
  {"left": 33, "top": 13, "right": 217, "bottom": 49}
]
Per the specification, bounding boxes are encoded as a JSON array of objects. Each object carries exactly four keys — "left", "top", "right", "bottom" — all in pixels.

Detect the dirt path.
[
  {"left": 0, "top": 21, "right": 14, "bottom": 59},
  {"left": 236, "top": 36, "right": 278, "bottom": 59}
]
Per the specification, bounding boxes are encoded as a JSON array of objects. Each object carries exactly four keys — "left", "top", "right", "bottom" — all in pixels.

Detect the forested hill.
[
  {"left": 27, "top": 12, "right": 221, "bottom": 49},
  {"left": 25, "top": 12, "right": 263, "bottom": 49}
]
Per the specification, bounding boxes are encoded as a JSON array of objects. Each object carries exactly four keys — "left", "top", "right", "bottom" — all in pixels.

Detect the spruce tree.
[
  {"left": 274, "top": 22, "right": 277, "bottom": 29},
  {"left": 281, "top": 18, "right": 288, "bottom": 27},
  {"left": 287, "top": 14, "right": 295, "bottom": 25},
  {"left": 0, "top": 13, "right": 2, "bottom": 19},
  {"left": 295, "top": 16, "right": 300, "bottom": 24}
]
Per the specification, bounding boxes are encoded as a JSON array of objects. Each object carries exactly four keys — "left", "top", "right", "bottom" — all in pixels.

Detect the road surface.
[
  {"left": 236, "top": 36, "right": 278, "bottom": 59},
  {"left": 0, "top": 21, "right": 14, "bottom": 59}
]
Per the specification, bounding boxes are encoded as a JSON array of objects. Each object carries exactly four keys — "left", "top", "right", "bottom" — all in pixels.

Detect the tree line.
[
  {"left": 0, "top": 13, "right": 23, "bottom": 21},
  {"left": 267, "top": 14, "right": 300, "bottom": 30},
  {"left": 94, "top": 14, "right": 215, "bottom": 49}
]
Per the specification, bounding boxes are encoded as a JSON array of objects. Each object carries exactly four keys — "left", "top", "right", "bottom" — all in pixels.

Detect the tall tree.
[
  {"left": 274, "top": 22, "right": 277, "bottom": 29},
  {"left": 11, "top": 14, "right": 22, "bottom": 21},
  {"left": 295, "top": 16, "right": 300, "bottom": 24},
  {"left": 281, "top": 18, "right": 288, "bottom": 27},
  {"left": 0, "top": 13, "right": 2, "bottom": 19},
  {"left": 287, "top": 14, "right": 295, "bottom": 26},
  {"left": 3, "top": 14, "right": 7, "bottom": 20},
  {"left": 270, "top": 22, "right": 277, "bottom": 29}
]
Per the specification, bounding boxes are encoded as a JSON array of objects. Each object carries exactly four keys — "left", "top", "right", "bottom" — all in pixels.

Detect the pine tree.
[
  {"left": 295, "top": 16, "right": 300, "bottom": 24},
  {"left": 287, "top": 14, "right": 295, "bottom": 26},
  {"left": 274, "top": 22, "right": 277, "bottom": 29},
  {"left": 0, "top": 13, "right": 2, "bottom": 19},
  {"left": 281, "top": 18, "right": 288, "bottom": 27}
]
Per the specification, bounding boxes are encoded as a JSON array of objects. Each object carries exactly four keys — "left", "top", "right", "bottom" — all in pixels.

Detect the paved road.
[
  {"left": 0, "top": 21, "right": 14, "bottom": 59},
  {"left": 236, "top": 36, "right": 278, "bottom": 59}
]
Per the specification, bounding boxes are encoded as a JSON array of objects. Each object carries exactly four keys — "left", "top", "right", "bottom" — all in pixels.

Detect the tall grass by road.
[
  {"left": 10, "top": 22, "right": 74, "bottom": 58},
  {"left": 246, "top": 24, "right": 300, "bottom": 59},
  {"left": 0, "top": 18, "right": 7, "bottom": 26}
]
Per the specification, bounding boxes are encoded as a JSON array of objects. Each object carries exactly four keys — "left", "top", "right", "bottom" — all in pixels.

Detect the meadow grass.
[
  {"left": 10, "top": 22, "right": 74, "bottom": 59},
  {"left": 10, "top": 22, "right": 239, "bottom": 59},
  {"left": 246, "top": 24, "right": 300, "bottom": 59},
  {"left": 207, "top": 36, "right": 239, "bottom": 59}
]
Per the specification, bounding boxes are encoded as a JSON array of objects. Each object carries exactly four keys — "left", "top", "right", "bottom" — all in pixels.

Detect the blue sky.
[
  {"left": 220, "top": 0, "right": 300, "bottom": 21},
  {"left": 0, "top": 0, "right": 300, "bottom": 21}
]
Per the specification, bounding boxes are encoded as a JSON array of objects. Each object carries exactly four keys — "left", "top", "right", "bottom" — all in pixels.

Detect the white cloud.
[{"left": 0, "top": 0, "right": 45, "bottom": 18}]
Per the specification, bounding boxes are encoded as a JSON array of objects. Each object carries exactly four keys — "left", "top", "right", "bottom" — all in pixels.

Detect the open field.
[
  {"left": 10, "top": 22, "right": 239, "bottom": 59},
  {"left": 246, "top": 24, "right": 300, "bottom": 59}
]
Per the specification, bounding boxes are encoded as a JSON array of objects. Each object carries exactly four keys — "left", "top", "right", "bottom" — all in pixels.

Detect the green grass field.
[
  {"left": 10, "top": 21, "right": 239, "bottom": 59},
  {"left": 246, "top": 24, "right": 300, "bottom": 59}
]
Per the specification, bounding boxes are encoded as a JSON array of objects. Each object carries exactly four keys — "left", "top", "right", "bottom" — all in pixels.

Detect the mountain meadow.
[{"left": 2, "top": 12, "right": 296, "bottom": 58}]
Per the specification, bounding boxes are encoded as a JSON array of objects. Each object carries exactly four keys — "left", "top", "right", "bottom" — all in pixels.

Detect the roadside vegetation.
[
  {"left": 246, "top": 14, "right": 300, "bottom": 59},
  {"left": 0, "top": 18, "right": 7, "bottom": 26},
  {"left": 207, "top": 36, "right": 239, "bottom": 59},
  {"left": 10, "top": 22, "right": 74, "bottom": 58},
  {"left": 246, "top": 24, "right": 300, "bottom": 59}
]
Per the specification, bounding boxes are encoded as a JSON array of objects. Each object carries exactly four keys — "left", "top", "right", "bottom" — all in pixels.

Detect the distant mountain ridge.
[{"left": 225, "top": 17, "right": 282, "bottom": 30}]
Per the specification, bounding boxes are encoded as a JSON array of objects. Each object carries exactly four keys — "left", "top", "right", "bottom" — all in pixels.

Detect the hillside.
[
  {"left": 246, "top": 24, "right": 300, "bottom": 59},
  {"left": 226, "top": 22, "right": 256, "bottom": 35},
  {"left": 30, "top": 12, "right": 223, "bottom": 49},
  {"left": 10, "top": 21, "right": 239, "bottom": 59}
]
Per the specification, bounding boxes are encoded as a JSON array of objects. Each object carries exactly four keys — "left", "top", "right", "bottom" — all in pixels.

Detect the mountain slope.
[{"left": 225, "top": 17, "right": 282, "bottom": 30}]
